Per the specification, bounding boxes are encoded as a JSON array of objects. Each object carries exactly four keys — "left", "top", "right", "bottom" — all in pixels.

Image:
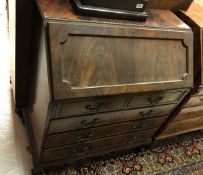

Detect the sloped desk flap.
[{"left": 48, "top": 22, "right": 193, "bottom": 100}]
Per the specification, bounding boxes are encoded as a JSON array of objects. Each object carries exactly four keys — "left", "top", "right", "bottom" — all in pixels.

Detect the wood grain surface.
[{"left": 48, "top": 20, "right": 192, "bottom": 99}]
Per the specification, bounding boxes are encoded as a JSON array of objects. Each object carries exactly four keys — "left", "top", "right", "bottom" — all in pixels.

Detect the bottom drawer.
[
  {"left": 42, "top": 128, "right": 156, "bottom": 162},
  {"left": 157, "top": 117, "right": 203, "bottom": 140}
]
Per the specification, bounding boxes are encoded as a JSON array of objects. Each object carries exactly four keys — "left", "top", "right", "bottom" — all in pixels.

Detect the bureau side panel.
[{"left": 28, "top": 11, "right": 51, "bottom": 158}]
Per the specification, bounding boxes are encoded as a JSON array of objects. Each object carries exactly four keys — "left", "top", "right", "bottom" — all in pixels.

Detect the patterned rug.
[{"left": 45, "top": 132, "right": 203, "bottom": 175}]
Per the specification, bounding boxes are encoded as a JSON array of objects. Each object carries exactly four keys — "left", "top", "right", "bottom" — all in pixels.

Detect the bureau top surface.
[
  {"left": 181, "top": 2, "right": 203, "bottom": 27},
  {"left": 37, "top": 0, "right": 190, "bottom": 30}
]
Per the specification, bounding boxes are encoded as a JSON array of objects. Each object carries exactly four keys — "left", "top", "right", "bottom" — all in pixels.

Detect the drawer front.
[
  {"left": 158, "top": 116, "right": 203, "bottom": 140},
  {"left": 49, "top": 22, "right": 193, "bottom": 100},
  {"left": 48, "top": 104, "right": 175, "bottom": 134},
  {"left": 43, "top": 129, "right": 156, "bottom": 161},
  {"left": 53, "top": 96, "right": 127, "bottom": 118},
  {"left": 184, "top": 96, "right": 203, "bottom": 108},
  {"left": 172, "top": 106, "right": 203, "bottom": 122},
  {"left": 128, "top": 90, "right": 184, "bottom": 108},
  {"left": 45, "top": 116, "right": 166, "bottom": 148}
]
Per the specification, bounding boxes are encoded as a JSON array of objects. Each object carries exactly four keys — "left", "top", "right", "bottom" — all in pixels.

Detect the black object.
[
  {"left": 81, "top": 0, "right": 148, "bottom": 12},
  {"left": 13, "top": 0, "right": 34, "bottom": 109},
  {"left": 71, "top": 0, "right": 148, "bottom": 21}
]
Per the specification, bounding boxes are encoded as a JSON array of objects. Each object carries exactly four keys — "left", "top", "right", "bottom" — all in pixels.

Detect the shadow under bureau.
[{"left": 26, "top": 0, "right": 193, "bottom": 174}]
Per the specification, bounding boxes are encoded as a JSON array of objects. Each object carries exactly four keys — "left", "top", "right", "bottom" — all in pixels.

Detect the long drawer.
[
  {"left": 48, "top": 104, "right": 175, "bottom": 134},
  {"left": 172, "top": 106, "right": 203, "bottom": 122},
  {"left": 45, "top": 116, "right": 166, "bottom": 148},
  {"left": 43, "top": 128, "right": 156, "bottom": 162},
  {"left": 51, "top": 90, "right": 185, "bottom": 118}
]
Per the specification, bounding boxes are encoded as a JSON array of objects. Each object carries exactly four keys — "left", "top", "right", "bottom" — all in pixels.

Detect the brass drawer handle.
[
  {"left": 139, "top": 110, "right": 154, "bottom": 118},
  {"left": 123, "top": 136, "right": 137, "bottom": 144},
  {"left": 132, "top": 124, "right": 138, "bottom": 129},
  {"left": 80, "top": 118, "right": 99, "bottom": 128},
  {"left": 73, "top": 145, "right": 89, "bottom": 155},
  {"left": 77, "top": 133, "right": 94, "bottom": 141},
  {"left": 85, "top": 103, "right": 103, "bottom": 112},
  {"left": 132, "top": 123, "right": 146, "bottom": 129},
  {"left": 148, "top": 96, "right": 163, "bottom": 105}
]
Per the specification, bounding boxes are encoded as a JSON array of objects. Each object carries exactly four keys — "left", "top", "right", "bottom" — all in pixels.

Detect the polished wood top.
[
  {"left": 36, "top": 0, "right": 190, "bottom": 30},
  {"left": 181, "top": 2, "right": 203, "bottom": 27}
]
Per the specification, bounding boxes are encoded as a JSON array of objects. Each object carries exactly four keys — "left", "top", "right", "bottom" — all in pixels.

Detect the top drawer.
[
  {"left": 52, "top": 96, "right": 127, "bottom": 118},
  {"left": 51, "top": 89, "right": 186, "bottom": 118},
  {"left": 128, "top": 90, "right": 185, "bottom": 108},
  {"left": 48, "top": 21, "right": 193, "bottom": 100}
]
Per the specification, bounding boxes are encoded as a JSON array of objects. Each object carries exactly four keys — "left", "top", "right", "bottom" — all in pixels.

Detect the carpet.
[{"left": 45, "top": 132, "right": 203, "bottom": 175}]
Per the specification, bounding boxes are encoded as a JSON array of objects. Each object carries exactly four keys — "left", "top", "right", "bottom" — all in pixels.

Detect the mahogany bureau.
[
  {"left": 157, "top": 2, "right": 203, "bottom": 140},
  {"left": 26, "top": 0, "right": 193, "bottom": 174}
]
